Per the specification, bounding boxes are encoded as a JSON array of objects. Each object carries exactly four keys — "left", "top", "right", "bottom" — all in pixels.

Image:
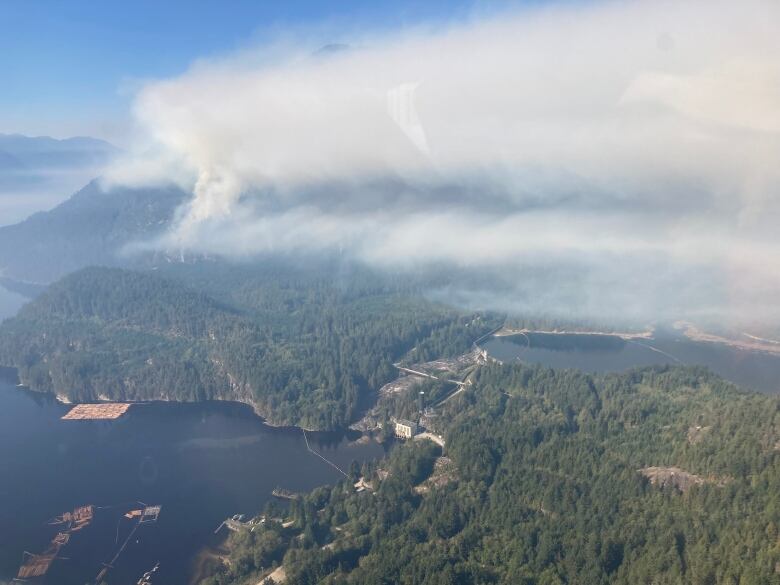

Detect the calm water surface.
[
  {"left": 483, "top": 332, "right": 780, "bottom": 393},
  {"left": 0, "top": 373, "right": 384, "bottom": 585},
  {"left": 0, "top": 284, "right": 26, "bottom": 322}
]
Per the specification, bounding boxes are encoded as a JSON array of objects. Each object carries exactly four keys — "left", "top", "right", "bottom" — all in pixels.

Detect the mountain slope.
[
  {"left": 0, "top": 180, "right": 187, "bottom": 282},
  {"left": 0, "top": 134, "right": 121, "bottom": 225}
]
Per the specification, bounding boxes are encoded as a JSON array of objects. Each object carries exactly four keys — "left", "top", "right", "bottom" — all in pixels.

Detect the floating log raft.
[
  {"left": 18, "top": 506, "right": 95, "bottom": 579},
  {"left": 17, "top": 550, "right": 57, "bottom": 579},
  {"left": 18, "top": 502, "right": 161, "bottom": 583},
  {"left": 16, "top": 532, "right": 70, "bottom": 579},
  {"left": 62, "top": 403, "right": 132, "bottom": 420},
  {"left": 50, "top": 505, "right": 94, "bottom": 531}
]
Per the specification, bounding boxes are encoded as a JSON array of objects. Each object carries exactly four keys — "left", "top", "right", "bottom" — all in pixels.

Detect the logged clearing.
[
  {"left": 640, "top": 466, "right": 728, "bottom": 493},
  {"left": 259, "top": 565, "right": 286, "bottom": 584}
]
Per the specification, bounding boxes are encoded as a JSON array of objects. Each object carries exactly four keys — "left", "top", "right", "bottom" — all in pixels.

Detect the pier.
[
  {"left": 214, "top": 514, "right": 266, "bottom": 534},
  {"left": 272, "top": 488, "right": 301, "bottom": 500}
]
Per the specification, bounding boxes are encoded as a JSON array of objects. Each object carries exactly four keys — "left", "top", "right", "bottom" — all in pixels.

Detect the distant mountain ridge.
[
  {"left": 0, "top": 180, "right": 188, "bottom": 283},
  {"left": 0, "top": 133, "right": 121, "bottom": 226},
  {"left": 0, "top": 134, "right": 118, "bottom": 193},
  {"left": 0, "top": 133, "right": 117, "bottom": 170}
]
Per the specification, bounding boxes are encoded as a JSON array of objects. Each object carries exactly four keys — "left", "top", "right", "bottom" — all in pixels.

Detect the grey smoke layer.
[{"left": 107, "top": 0, "right": 780, "bottom": 329}]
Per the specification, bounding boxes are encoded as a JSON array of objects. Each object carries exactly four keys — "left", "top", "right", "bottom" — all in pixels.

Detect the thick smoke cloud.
[{"left": 107, "top": 0, "right": 780, "bottom": 329}]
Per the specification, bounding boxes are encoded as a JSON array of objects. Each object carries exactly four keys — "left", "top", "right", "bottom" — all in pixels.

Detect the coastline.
[
  {"left": 674, "top": 321, "right": 780, "bottom": 357},
  {"left": 4, "top": 370, "right": 343, "bottom": 435},
  {"left": 188, "top": 541, "right": 231, "bottom": 585},
  {"left": 493, "top": 327, "right": 655, "bottom": 341},
  {"left": 491, "top": 323, "right": 780, "bottom": 358}
]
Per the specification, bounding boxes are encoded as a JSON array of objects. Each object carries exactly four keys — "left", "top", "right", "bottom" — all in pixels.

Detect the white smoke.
[{"left": 106, "top": 0, "right": 780, "bottom": 328}]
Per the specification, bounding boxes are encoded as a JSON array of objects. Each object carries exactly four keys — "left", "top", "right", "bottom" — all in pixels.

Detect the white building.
[{"left": 394, "top": 419, "right": 418, "bottom": 439}]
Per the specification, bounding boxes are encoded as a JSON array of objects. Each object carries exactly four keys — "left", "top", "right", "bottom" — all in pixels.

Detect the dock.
[
  {"left": 272, "top": 488, "right": 300, "bottom": 501},
  {"left": 61, "top": 403, "right": 132, "bottom": 420},
  {"left": 124, "top": 505, "right": 161, "bottom": 523},
  {"left": 139, "top": 505, "right": 161, "bottom": 523},
  {"left": 214, "top": 514, "right": 266, "bottom": 534}
]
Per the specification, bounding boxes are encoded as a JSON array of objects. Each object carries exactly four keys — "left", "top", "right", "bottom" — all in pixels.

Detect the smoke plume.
[{"left": 106, "top": 0, "right": 780, "bottom": 329}]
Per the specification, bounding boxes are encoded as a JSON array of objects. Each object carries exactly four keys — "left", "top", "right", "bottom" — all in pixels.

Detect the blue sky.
[{"left": 0, "top": 0, "right": 502, "bottom": 142}]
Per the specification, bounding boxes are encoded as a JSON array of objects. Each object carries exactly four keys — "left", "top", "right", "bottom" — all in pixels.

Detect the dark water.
[
  {"left": 483, "top": 332, "right": 780, "bottom": 394},
  {"left": 0, "top": 374, "right": 384, "bottom": 585},
  {"left": 0, "top": 284, "right": 26, "bottom": 322}
]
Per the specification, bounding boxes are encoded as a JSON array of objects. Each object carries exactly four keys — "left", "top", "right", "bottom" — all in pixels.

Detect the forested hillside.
[
  {"left": 0, "top": 180, "right": 185, "bottom": 282},
  {"left": 204, "top": 364, "right": 780, "bottom": 585},
  {"left": 0, "top": 264, "right": 501, "bottom": 429}
]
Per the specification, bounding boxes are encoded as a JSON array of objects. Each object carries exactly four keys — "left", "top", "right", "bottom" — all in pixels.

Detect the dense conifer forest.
[
  {"left": 3, "top": 261, "right": 779, "bottom": 584},
  {"left": 0, "top": 263, "right": 501, "bottom": 429},
  {"left": 203, "top": 364, "right": 780, "bottom": 585}
]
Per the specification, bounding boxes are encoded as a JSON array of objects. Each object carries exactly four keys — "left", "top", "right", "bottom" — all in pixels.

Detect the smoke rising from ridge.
[{"left": 107, "top": 0, "right": 780, "bottom": 328}]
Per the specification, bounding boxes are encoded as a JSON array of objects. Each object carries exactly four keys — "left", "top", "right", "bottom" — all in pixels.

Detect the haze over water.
[{"left": 0, "top": 285, "right": 25, "bottom": 322}]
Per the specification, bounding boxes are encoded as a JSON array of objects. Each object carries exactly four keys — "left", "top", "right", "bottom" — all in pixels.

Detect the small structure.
[
  {"left": 272, "top": 487, "right": 300, "bottom": 500},
  {"left": 61, "top": 403, "right": 132, "bottom": 420},
  {"left": 140, "top": 505, "right": 161, "bottom": 523},
  {"left": 394, "top": 419, "right": 418, "bottom": 439},
  {"left": 354, "top": 477, "right": 374, "bottom": 492},
  {"left": 215, "top": 514, "right": 266, "bottom": 534}
]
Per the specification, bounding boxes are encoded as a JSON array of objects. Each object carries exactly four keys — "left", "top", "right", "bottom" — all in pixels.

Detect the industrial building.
[{"left": 394, "top": 419, "right": 418, "bottom": 439}]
